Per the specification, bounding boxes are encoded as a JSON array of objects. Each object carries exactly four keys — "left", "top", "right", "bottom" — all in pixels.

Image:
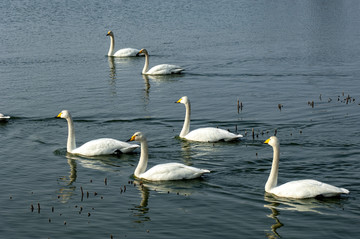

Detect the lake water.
[{"left": 1, "top": 0, "right": 359, "bottom": 238}]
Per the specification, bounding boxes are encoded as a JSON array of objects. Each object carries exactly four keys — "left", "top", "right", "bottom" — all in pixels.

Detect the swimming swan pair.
[{"left": 106, "top": 31, "right": 184, "bottom": 75}]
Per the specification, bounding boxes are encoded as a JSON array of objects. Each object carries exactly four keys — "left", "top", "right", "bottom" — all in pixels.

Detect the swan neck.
[
  {"left": 66, "top": 116, "right": 76, "bottom": 152},
  {"left": 142, "top": 52, "right": 149, "bottom": 74},
  {"left": 135, "top": 139, "right": 149, "bottom": 177},
  {"left": 265, "top": 144, "right": 279, "bottom": 192},
  {"left": 108, "top": 35, "right": 114, "bottom": 56},
  {"left": 180, "top": 102, "right": 191, "bottom": 137}
]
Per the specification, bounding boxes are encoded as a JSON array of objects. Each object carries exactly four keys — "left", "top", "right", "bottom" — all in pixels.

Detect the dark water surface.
[{"left": 1, "top": 0, "right": 359, "bottom": 238}]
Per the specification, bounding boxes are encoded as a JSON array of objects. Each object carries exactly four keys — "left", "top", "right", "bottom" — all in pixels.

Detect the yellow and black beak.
[
  {"left": 264, "top": 138, "right": 270, "bottom": 144},
  {"left": 127, "top": 135, "right": 136, "bottom": 142}
]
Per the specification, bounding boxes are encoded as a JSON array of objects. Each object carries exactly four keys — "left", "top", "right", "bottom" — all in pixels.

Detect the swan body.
[
  {"left": 106, "top": 31, "right": 140, "bottom": 57},
  {"left": 175, "top": 96, "right": 243, "bottom": 142},
  {"left": 0, "top": 113, "right": 10, "bottom": 121},
  {"left": 57, "top": 110, "right": 139, "bottom": 156},
  {"left": 138, "top": 48, "right": 184, "bottom": 75},
  {"left": 128, "top": 132, "right": 210, "bottom": 181},
  {"left": 264, "top": 136, "right": 349, "bottom": 199}
]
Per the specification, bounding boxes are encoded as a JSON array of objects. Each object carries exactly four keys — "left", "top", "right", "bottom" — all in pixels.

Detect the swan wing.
[
  {"left": 184, "top": 127, "right": 243, "bottom": 142},
  {"left": 139, "top": 163, "right": 210, "bottom": 181},
  {"left": 113, "top": 48, "right": 140, "bottom": 57},
  {"left": 72, "top": 138, "right": 139, "bottom": 156},
  {"left": 146, "top": 64, "right": 184, "bottom": 75},
  {"left": 270, "top": 179, "right": 349, "bottom": 199}
]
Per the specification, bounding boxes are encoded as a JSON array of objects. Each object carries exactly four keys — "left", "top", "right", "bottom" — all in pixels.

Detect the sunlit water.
[{"left": 1, "top": 0, "right": 359, "bottom": 238}]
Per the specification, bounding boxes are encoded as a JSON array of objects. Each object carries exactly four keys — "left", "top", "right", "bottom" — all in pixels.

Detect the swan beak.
[
  {"left": 127, "top": 135, "right": 136, "bottom": 142},
  {"left": 56, "top": 112, "right": 62, "bottom": 118},
  {"left": 175, "top": 98, "right": 182, "bottom": 103},
  {"left": 264, "top": 138, "right": 270, "bottom": 144}
]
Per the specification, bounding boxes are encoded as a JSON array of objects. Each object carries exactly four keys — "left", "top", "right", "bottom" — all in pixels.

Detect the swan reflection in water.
[
  {"left": 141, "top": 74, "right": 183, "bottom": 112},
  {"left": 179, "top": 139, "right": 224, "bottom": 165},
  {"left": 57, "top": 155, "right": 77, "bottom": 203},
  {"left": 57, "top": 153, "right": 133, "bottom": 203},
  {"left": 131, "top": 183, "right": 151, "bottom": 223},
  {"left": 108, "top": 57, "right": 117, "bottom": 80},
  {"left": 263, "top": 193, "right": 348, "bottom": 238},
  {"left": 130, "top": 179, "right": 203, "bottom": 223}
]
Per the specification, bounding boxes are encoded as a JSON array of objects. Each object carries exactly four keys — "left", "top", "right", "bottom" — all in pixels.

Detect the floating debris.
[
  {"left": 80, "top": 186, "right": 84, "bottom": 201},
  {"left": 237, "top": 100, "right": 243, "bottom": 113},
  {"left": 274, "top": 129, "right": 277, "bottom": 136},
  {"left": 278, "top": 104, "right": 283, "bottom": 111},
  {"left": 105, "top": 177, "right": 107, "bottom": 185},
  {"left": 252, "top": 128, "right": 254, "bottom": 140},
  {"left": 31, "top": 204, "right": 34, "bottom": 212},
  {"left": 307, "top": 101, "right": 314, "bottom": 108}
]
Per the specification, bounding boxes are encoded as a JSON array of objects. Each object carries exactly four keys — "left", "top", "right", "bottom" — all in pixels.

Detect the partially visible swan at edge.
[
  {"left": 57, "top": 110, "right": 139, "bottom": 156},
  {"left": 264, "top": 136, "right": 349, "bottom": 199},
  {"left": 138, "top": 48, "right": 184, "bottom": 75},
  {"left": 127, "top": 132, "right": 210, "bottom": 181},
  {"left": 106, "top": 30, "right": 140, "bottom": 57},
  {"left": 175, "top": 96, "right": 243, "bottom": 142},
  {"left": 0, "top": 113, "right": 10, "bottom": 121}
]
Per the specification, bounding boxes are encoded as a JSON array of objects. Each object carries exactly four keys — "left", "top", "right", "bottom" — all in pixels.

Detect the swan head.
[
  {"left": 138, "top": 49, "right": 148, "bottom": 55},
  {"left": 175, "top": 96, "right": 189, "bottom": 105},
  {"left": 128, "top": 131, "right": 146, "bottom": 142},
  {"left": 264, "top": 136, "right": 280, "bottom": 148},
  {"left": 106, "top": 31, "right": 114, "bottom": 37},
  {"left": 57, "top": 110, "right": 71, "bottom": 119}
]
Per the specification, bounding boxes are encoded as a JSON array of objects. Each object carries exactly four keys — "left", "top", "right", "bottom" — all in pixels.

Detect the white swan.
[
  {"left": 175, "top": 96, "right": 243, "bottom": 142},
  {"left": 138, "top": 48, "right": 184, "bottom": 75},
  {"left": 127, "top": 132, "right": 210, "bottom": 181},
  {"left": 0, "top": 113, "right": 10, "bottom": 121},
  {"left": 57, "top": 110, "right": 139, "bottom": 156},
  {"left": 106, "top": 31, "right": 140, "bottom": 57},
  {"left": 264, "top": 136, "right": 349, "bottom": 199}
]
